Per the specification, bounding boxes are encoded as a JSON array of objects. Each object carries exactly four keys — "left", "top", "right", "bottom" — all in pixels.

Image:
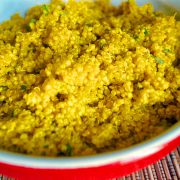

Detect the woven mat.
[{"left": 0, "top": 147, "right": 180, "bottom": 180}]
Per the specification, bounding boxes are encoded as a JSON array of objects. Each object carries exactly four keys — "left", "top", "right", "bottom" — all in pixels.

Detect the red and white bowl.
[
  {"left": 0, "top": 0, "right": 180, "bottom": 179},
  {"left": 0, "top": 123, "right": 179, "bottom": 179}
]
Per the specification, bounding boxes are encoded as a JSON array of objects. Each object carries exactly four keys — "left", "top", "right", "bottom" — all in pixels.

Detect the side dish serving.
[{"left": 0, "top": 0, "right": 179, "bottom": 156}]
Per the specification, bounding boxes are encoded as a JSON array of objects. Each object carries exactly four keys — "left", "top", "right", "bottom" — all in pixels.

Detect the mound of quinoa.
[{"left": 0, "top": 0, "right": 179, "bottom": 156}]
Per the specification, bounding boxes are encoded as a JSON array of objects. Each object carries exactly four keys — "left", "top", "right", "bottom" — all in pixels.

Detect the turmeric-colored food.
[{"left": 0, "top": 0, "right": 179, "bottom": 156}]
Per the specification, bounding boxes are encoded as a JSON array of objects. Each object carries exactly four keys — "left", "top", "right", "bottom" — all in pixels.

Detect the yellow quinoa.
[{"left": 0, "top": 0, "right": 179, "bottom": 156}]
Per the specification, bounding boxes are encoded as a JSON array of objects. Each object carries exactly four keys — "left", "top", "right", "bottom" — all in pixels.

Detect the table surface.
[{"left": 0, "top": 147, "right": 180, "bottom": 180}]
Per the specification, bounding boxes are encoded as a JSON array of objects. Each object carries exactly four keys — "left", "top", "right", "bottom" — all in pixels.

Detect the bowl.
[
  {"left": 0, "top": 124, "right": 179, "bottom": 179},
  {"left": 0, "top": 0, "right": 180, "bottom": 179}
]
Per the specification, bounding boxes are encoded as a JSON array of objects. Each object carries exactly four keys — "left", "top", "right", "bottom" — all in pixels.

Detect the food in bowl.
[{"left": 0, "top": 0, "right": 179, "bottom": 157}]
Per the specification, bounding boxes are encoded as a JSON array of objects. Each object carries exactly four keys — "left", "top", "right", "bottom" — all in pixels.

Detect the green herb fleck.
[
  {"left": 105, "top": 29, "right": 110, "bottom": 34},
  {"left": 42, "top": 5, "right": 49, "bottom": 15},
  {"left": 57, "top": 144, "right": 73, "bottom": 156},
  {"left": 26, "top": 25, "right": 31, "bottom": 32},
  {"left": 44, "top": 144, "right": 49, "bottom": 148},
  {"left": 59, "top": 11, "right": 68, "bottom": 17},
  {"left": 99, "top": 39, "right": 106, "bottom": 49},
  {"left": 26, "top": 18, "right": 37, "bottom": 32},
  {"left": 9, "top": 109, "right": 17, "bottom": 117},
  {"left": 163, "top": 48, "right": 171, "bottom": 54},
  {"left": 21, "top": 85, "right": 27, "bottom": 91},
  {"left": 133, "top": 35, "right": 139, "bottom": 40},
  {"left": 0, "top": 86, "right": 8, "bottom": 91},
  {"left": 144, "top": 28, "right": 150, "bottom": 36},
  {"left": 34, "top": 69, "right": 40, "bottom": 74},
  {"left": 154, "top": 56, "right": 164, "bottom": 64},
  {"left": 30, "top": 18, "right": 37, "bottom": 24},
  {"left": 66, "top": 144, "right": 72, "bottom": 156},
  {"left": 29, "top": 18, "right": 37, "bottom": 29},
  {"left": 85, "top": 22, "right": 92, "bottom": 27}
]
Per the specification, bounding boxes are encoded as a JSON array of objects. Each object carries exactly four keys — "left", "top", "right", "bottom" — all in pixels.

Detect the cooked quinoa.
[{"left": 0, "top": 0, "right": 179, "bottom": 156}]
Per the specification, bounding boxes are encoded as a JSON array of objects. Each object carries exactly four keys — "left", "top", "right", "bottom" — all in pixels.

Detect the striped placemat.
[
  {"left": 0, "top": 147, "right": 180, "bottom": 180},
  {"left": 117, "top": 147, "right": 180, "bottom": 180}
]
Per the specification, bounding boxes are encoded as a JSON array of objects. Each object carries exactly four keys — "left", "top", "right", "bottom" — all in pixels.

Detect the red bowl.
[
  {"left": 0, "top": 123, "right": 179, "bottom": 179},
  {"left": 0, "top": 0, "right": 180, "bottom": 179}
]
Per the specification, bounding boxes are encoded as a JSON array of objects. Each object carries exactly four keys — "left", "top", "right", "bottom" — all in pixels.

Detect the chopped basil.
[
  {"left": 30, "top": 18, "right": 37, "bottom": 24},
  {"left": 144, "top": 28, "right": 150, "bottom": 36},
  {"left": 43, "top": 144, "right": 49, "bottom": 148},
  {"left": 26, "top": 18, "right": 37, "bottom": 32},
  {"left": 26, "top": 25, "right": 31, "bottom": 32},
  {"left": 133, "top": 35, "right": 139, "bottom": 40},
  {"left": 59, "top": 11, "right": 68, "bottom": 17},
  {"left": 163, "top": 48, "right": 171, "bottom": 54},
  {"left": 57, "top": 145, "right": 73, "bottom": 156},
  {"left": 21, "top": 85, "right": 27, "bottom": 91},
  {"left": 154, "top": 56, "right": 164, "bottom": 64},
  {"left": 85, "top": 22, "right": 92, "bottom": 27},
  {"left": 9, "top": 109, "right": 17, "bottom": 117},
  {"left": 66, "top": 144, "right": 72, "bottom": 156},
  {"left": 34, "top": 69, "right": 40, "bottom": 74},
  {"left": 42, "top": 5, "right": 49, "bottom": 15}
]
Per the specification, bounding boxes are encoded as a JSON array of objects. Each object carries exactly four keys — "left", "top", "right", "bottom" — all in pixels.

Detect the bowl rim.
[{"left": 0, "top": 122, "right": 179, "bottom": 169}]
